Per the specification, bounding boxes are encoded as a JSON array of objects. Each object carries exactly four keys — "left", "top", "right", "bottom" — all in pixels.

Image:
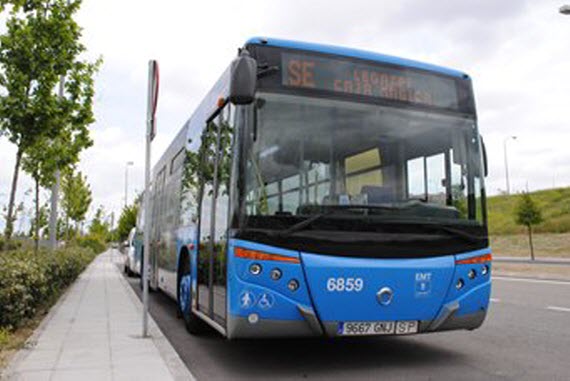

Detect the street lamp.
[
  {"left": 560, "top": 5, "right": 570, "bottom": 14},
  {"left": 503, "top": 136, "right": 517, "bottom": 195},
  {"left": 124, "top": 161, "right": 134, "bottom": 208}
]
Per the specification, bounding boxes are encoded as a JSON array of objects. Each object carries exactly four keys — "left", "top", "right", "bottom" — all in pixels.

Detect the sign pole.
[{"left": 143, "top": 60, "right": 159, "bottom": 338}]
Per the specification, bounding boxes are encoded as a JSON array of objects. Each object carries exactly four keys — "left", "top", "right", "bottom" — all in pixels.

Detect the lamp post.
[
  {"left": 124, "top": 161, "right": 134, "bottom": 208},
  {"left": 503, "top": 136, "right": 517, "bottom": 195}
]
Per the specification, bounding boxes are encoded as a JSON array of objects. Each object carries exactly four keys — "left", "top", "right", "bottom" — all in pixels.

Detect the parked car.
[{"left": 123, "top": 228, "right": 140, "bottom": 277}]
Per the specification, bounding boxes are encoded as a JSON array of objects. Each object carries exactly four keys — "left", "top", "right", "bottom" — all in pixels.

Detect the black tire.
[{"left": 177, "top": 250, "right": 206, "bottom": 334}]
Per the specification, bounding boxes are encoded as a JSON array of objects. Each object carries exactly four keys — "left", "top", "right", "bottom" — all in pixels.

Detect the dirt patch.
[
  {"left": 490, "top": 233, "right": 570, "bottom": 258},
  {"left": 493, "top": 262, "right": 570, "bottom": 281},
  {"left": 0, "top": 288, "right": 62, "bottom": 372}
]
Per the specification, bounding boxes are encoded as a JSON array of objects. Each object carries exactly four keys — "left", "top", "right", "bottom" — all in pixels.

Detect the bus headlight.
[
  {"left": 481, "top": 265, "right": 489, "bottom": 275},
  {"left": 456, "top": 278, "right": 464, "bottom": 290},
  {"left": 270, "top": 268, "right": 282, "bottom": 280},
  {"left": 468, "top": 269, "right": 476, "bottom": 279},
  {"left": 249, "top": 263, "right": 262, "bottom": 275},
  {"left": 288, "top": 279, "right": 299, "bottom": 292}
]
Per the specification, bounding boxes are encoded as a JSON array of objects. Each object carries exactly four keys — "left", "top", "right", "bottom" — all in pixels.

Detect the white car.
[{"left": 123, "top": 228, "right": 139, "bottom": 277}]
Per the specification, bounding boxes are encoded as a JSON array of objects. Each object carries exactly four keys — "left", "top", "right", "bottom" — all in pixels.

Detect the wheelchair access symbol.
[
  {"left": 258, "top": 292, "right": 275, "bottom": 310},
  {"left": 240, "top": 291, "right": 256, "bottom": 309}
]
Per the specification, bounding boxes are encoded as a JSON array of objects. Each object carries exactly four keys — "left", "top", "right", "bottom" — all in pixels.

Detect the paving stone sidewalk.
[{"left": 3, "top": 250, "right": 194, "bottom": 381}]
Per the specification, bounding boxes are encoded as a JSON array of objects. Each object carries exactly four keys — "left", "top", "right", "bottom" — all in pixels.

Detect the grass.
[{"left": 488, "top": 187, "right": 570, "bottom": 235}]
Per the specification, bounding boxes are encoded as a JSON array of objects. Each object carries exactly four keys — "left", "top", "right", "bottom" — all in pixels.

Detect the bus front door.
[{"left": 197, "top": 107, "right": 232, "bottom": 326}]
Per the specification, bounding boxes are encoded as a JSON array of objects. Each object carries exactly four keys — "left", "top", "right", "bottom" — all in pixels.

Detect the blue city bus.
[{"left": 141, "top": 37, "right": 491, "bottom": 338}]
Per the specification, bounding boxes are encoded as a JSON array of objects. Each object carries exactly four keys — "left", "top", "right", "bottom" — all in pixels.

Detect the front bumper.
[{"left": 228, "top": 308, "right": 487, "bottom": 339}]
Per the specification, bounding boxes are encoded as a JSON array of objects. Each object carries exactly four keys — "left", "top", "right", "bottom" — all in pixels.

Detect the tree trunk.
[
  {"left": 4, "top": 148, "right": 23, "bottom": 241},
  {"left": 34, "top": 177, "right": 40, "bottom": 254},
  {"left": 528, "top": 224, "right": 535, "bottom": 261}
]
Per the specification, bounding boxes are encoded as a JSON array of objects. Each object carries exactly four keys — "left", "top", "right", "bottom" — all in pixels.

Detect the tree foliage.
[
  {"left": 116, "top": 203, "right": 138, "bottom": 242},
  {"left": 515, "top": 192, "right": 543, "bottom": 260},
  {"left": 515, "top": 193, "right": 543, "bottom": 227},
  {"left": 61, "top": 169, "right": 91, "bottom": 231},
  {"left": 0, "top": 0, "right": 100, "bottom": 240},
  {"left": 28, "top": 201, "right": 48, "bottom": 238},
  {"left": 88, "top": 206, "right": 109, "bottom": 241}
]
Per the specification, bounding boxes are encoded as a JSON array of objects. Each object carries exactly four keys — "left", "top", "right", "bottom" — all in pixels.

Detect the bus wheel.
[{"left": 177, "top": 254, "right": 204, "bottom": 334}]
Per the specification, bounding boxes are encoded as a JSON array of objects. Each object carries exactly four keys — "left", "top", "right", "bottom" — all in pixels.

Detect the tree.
[
  {"left": 28, "top": 201, "right": 48, "bottom": 240},
  {"left": 0, "top": 0, "right": 100, "bottom": 241},
  {"left": 116, "top": 203, "right": 139, "bottom": 242},
  {"left": 2, "top": 201, "right": 23, "bottom": 236},
  {"left": 515, "top": 192, "right": 543, "bottom": 260},
  {"left": 61, "top": 170, "right": 91, "bottom": 238},
  {"left": 89, "top": 206, "right": 109, "bottom": 241}
]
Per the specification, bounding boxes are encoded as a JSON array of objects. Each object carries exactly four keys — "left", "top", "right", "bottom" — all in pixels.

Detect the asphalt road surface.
[{"left": 124, "top": 272, "right": 570, "bottom": 380}]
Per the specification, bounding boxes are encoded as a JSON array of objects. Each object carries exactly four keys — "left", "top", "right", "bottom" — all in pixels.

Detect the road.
[{"left": 124, "top": 272, "right": 570, "bottom": 380}]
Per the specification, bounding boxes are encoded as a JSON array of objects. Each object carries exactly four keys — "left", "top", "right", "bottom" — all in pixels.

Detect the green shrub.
[
  {"left": 75, "top": 235, "right": 107, "bottom": 254},
  {"left": 0, "top": 247, "right": 96, "bottom": 330},
  {"left": 0, "top": 327, "right": 10, "bottom": 347},
  {"left": 0, "top": 238, "right": 22, "bottom": 252}
]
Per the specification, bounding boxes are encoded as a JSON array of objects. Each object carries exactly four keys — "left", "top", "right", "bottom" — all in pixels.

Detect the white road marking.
[
  {"left": 546, "top": 306, "right": 570, "bottom": 313},
  {"left": 492, "top": 276, "right": 570, "bottom": 286},
  {"left": 490, "top": 298, "right": 500, "bottom": 303}
]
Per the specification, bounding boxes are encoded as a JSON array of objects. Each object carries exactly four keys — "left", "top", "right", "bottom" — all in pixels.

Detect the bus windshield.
[{"left": 243, "top": 92, "right": 485, "bottom": 233}]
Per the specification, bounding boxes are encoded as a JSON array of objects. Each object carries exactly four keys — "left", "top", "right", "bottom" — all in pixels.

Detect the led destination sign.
[{"left": 281, "top": 53, "right": 460, "bottom": 110}]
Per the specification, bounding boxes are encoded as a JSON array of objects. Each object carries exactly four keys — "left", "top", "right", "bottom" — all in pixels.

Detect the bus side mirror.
[
  {"left": 480, "top": 135, "right": 488, "bottom": 177},
  {"left": 229, "top": 50, "right": 257, "bottom": 105}
]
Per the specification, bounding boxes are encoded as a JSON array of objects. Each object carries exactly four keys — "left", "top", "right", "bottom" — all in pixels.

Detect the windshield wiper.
[
  {"left": 429, "top": 225, "right": 484, "bottom": 243},
  {"left": 272, "top": 205, "right": 399, "bottom": 238},
  {"left": 272, "top": 210, "right": 335, "bottom": 238},
  {"left": 269, "top": 203, "right": 484, "bottom": 241}
]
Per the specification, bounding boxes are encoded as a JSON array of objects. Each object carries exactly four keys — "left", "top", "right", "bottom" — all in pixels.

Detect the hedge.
[
  {"left": 0, "top": 238, "right": 22, "bottom": 252},
  {"left": 0, "top": 247, "right": 97, "bottom": 330},
  {"left": 75, "top": 236, "right": 107, "bottom": 254}
]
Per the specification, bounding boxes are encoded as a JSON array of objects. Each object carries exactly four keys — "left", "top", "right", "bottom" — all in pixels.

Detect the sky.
[{"left": 1, "top": 0, "right": 570, "bottom": 232}]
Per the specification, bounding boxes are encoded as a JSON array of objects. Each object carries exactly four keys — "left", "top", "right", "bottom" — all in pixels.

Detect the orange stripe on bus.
[
  {"left": 234, "top": 247, "right": 300, "bottom": 263},
  {"left": 455, "top": 253, "right": 492, "bottom": 265}
]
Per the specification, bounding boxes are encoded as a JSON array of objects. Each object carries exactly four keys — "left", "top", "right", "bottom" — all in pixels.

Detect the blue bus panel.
[{"left": 226, "top": 238, "right": 491, "bottom": 338}]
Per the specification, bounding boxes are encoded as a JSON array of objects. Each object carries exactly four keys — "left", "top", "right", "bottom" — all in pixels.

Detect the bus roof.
[{"left": 245, "top": 37, "right": 468, "bottom": 79}]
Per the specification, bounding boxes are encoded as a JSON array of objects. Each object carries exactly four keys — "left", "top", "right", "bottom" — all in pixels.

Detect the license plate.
[{"left": 338, "top": 321, "right": 419, "bottom": 336}]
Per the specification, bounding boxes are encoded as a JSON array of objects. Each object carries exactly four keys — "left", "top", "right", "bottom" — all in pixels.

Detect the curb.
[
  {"left": 493, "top": 275, "right": 570, "bottom": 284},
  {"left": 112, "top": 250, "right": 196, "bottom": 381},
  {"left": 494, "top": 257, "right": 570, "bottom": 266}
]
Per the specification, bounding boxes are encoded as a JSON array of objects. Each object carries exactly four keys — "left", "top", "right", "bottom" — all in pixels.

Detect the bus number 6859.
[{"left": 326, "top": 277, "right": 364, "bottom": 292}]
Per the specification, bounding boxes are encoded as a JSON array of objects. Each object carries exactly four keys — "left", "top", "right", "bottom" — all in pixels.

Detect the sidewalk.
[{"left": 3, "top": 250, "right": 194, "bottom": 381}]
